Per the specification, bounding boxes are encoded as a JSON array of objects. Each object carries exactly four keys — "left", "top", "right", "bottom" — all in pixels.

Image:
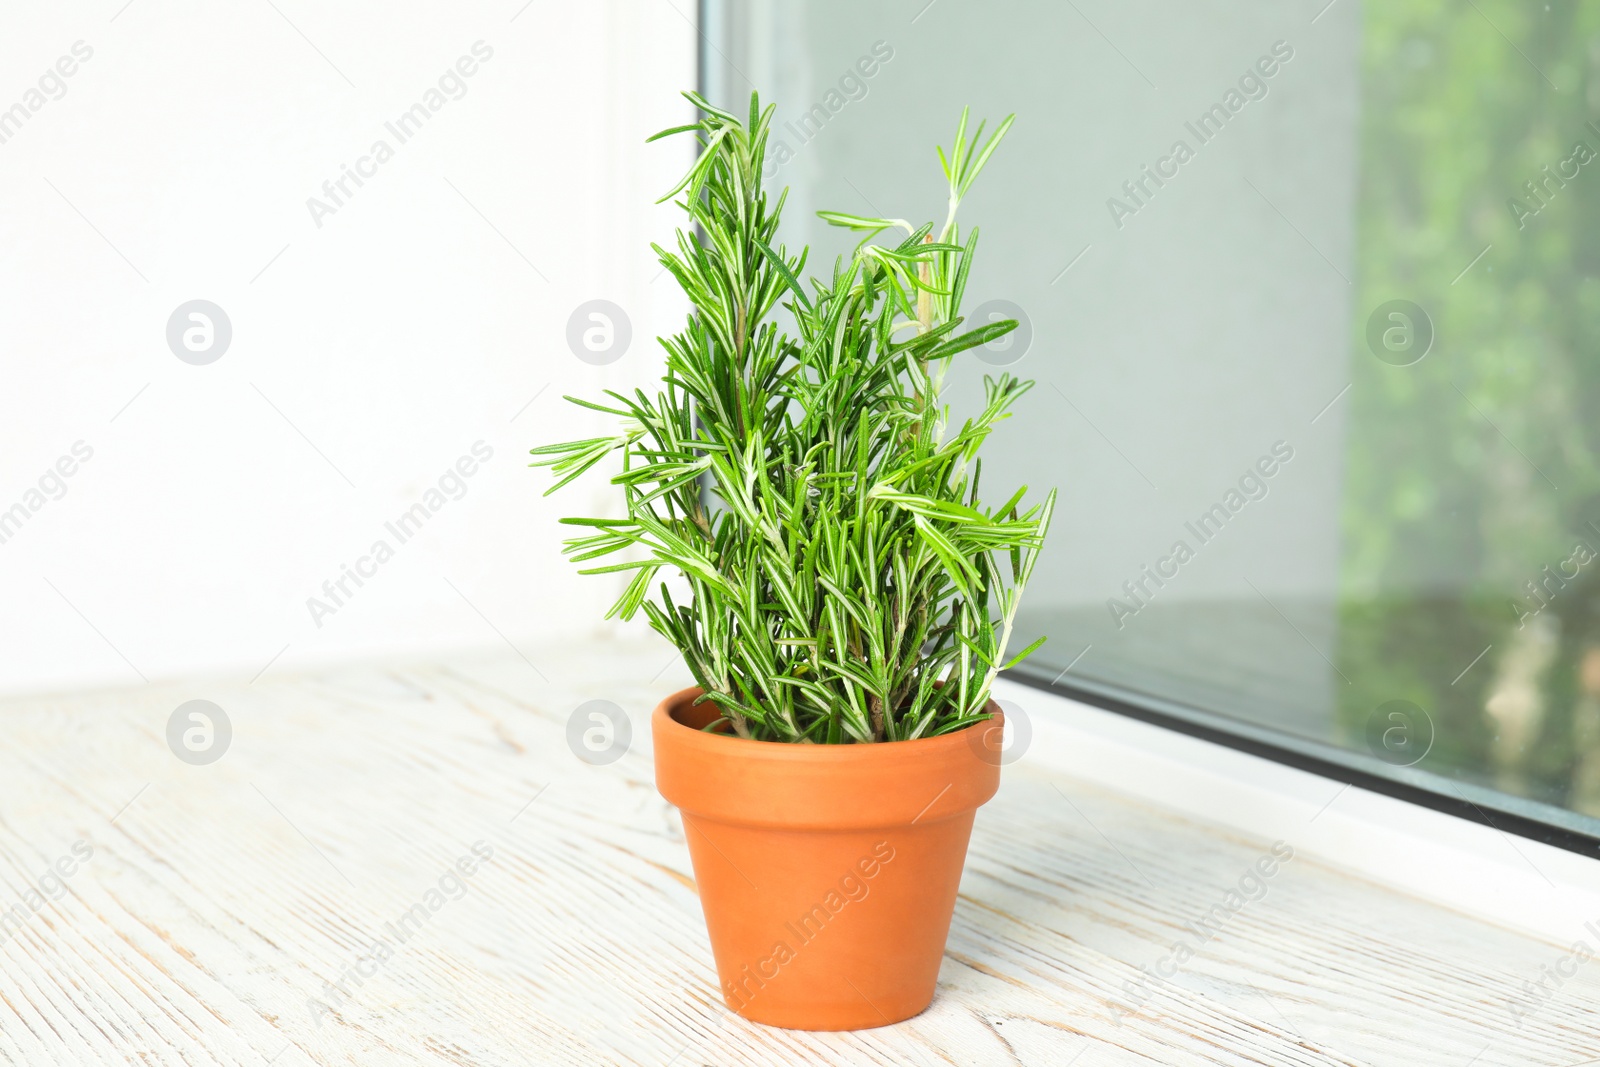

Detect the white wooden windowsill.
[{"left": 1, "top": 638, "right": 1595, "bottom": 1065}]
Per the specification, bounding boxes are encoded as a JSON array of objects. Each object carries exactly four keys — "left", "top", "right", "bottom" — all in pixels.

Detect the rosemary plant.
[{"left": 532, "top": 91, "right": 1055, "bottom": 744}]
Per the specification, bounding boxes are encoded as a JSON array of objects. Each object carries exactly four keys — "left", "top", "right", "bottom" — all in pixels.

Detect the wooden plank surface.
[{"left": 0, "top": 638, "right": 1595, "bottom": 1066}]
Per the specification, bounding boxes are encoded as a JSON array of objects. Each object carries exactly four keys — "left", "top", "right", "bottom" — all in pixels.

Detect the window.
[{"left": 702, "top": 0, "right": 1600, "bottom": 852}]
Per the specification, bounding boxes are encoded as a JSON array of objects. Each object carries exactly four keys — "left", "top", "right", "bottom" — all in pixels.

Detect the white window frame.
[{"left": 998, "top": 676, "right": 1600, "bottom": 941}]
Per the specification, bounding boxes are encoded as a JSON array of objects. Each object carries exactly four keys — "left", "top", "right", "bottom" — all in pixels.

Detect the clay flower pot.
[{"left": 652, "top": 686, "right": 1003, "bottom": 1030}]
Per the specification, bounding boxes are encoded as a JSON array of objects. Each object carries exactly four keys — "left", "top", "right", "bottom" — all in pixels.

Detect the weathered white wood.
[{"left": 0, "top": 637, "right": 1594, "bottom": 1065}]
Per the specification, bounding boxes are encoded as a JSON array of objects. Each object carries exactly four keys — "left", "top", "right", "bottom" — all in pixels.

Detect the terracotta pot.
[{"left": 652, "top": 687, "right": 1003, "bottom": 1030}]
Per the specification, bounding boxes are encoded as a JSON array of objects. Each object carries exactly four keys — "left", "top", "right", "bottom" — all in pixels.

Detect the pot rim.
[
  {"left": 651, "top": 686, "right": 1005, "bottom": 829},
  {"left": 654, "top": 685, "right": 1001, "bottom": 755}
]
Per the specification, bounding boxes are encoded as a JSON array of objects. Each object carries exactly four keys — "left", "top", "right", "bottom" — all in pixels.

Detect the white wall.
[{"left": 0, "top": 0, "right": 695, "bottom": 695}]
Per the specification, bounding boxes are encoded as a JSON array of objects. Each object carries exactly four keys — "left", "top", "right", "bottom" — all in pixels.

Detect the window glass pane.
[{"left": 703, "top": 0, "right": 1600, "bottom": 839}]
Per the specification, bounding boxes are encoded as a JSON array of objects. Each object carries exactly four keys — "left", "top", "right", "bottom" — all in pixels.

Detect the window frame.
[
  {"left": 998, "top": 674, "right": 1600, "bottom": 943},
  {"left": 1008, "top": 667, "right": 1600, "bottom": 861}
]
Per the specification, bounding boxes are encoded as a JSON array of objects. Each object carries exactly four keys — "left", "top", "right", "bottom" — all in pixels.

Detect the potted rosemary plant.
[{"left": 533, "top": 91, "right": 1054, "bottom": 1030}]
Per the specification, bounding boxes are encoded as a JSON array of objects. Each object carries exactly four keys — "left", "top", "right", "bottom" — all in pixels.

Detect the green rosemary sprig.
[{"left": 532, "top": 90, "right": 1054, "bottom": 743}]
